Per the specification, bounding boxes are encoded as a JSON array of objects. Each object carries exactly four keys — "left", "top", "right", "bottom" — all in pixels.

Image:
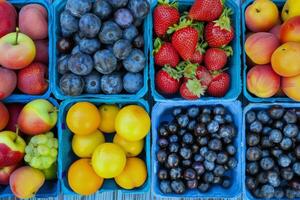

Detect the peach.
[
  {"left": 0, "top": 1, "right": 17, "bottom": 38},
  {"left": 271, "top": 42, "right": 300, "bottom": 77},
  {"left": 245, "top": 0, "right": 279, "bottom": 32},
  {"left": 269, "top": 24, "right": 281, "bottom": 40},
  {"left": 19, "top": 4, "right": 48, "bottom": 40},
  {"left": 282, "top": 74, "right": 300, "bottom": 101},
  {"left": 247, "top": 64, "right": 280, "bottom": 98},
  {"left": 280, "top": 16, "right": 300, "bottom": 43},
  {"left": 0, "top": 67, "right": 17, "bottom": 100},
  {"left": 245, "top": 32, "right": 280, "bottom": 65},
  {"left": 9, "top": 166, "right": 45, "bottom": 199},
  {"left": 0, "top": 102, "right": 9, "bottom": 131},
  {"left": 34, "top": 40, "right": 48, "bottom": 64}
]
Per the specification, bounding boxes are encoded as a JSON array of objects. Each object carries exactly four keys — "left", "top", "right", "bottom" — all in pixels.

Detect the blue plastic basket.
[
  {"left": 51, "top": 0, "right": 150, "bottom": 100},
  {"left": 151, "top": 100, "right": 243, "bottom": 199},
  {"left": 242, "top": 0, "right": 292, "bottom": 102},
  {"left": 242, "top": 103, "right": 300, "bottom": 200},
  {"left": 1, "top": 97, "right": 60, "bottom": 198},
  {"left": 58, "top": 98, "right": 151, "bottom": 195},
  {"left": 149, "top": 0, "right": 241, "bottom": 102},
  {"left": 5, "top": 0, "right": 52, "bottom": 101}
]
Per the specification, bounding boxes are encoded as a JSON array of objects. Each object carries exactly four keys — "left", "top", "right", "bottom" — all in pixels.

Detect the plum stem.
[{"left": 15, "top": 28, "right": 20, "bottom": 45}]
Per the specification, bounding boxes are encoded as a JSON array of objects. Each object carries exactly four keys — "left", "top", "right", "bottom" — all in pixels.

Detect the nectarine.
[
  {"left": 269, "top": 24, "right": 281, "bottom": 40},
  {"left": 280, "top": 16, "right": 300, "bottom": 43},
  {"left": 282, "top": 74, "right": 300, "bottom": 101}
]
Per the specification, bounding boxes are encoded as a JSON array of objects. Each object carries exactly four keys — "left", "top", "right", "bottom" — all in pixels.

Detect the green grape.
[
  {"left": 31, "top": 157, "right": 42, "bottom": 169},
  {"left": 41, "top": 157, "right": 54, "bottom": 169},
  {"left": 53, "top": 139, "right": 58, "bottom": 148},
  {"left": 37, "top": 145, "right": 50, "bottom": 156},
  {"left": 46, "top": 140, "right": 54, "bottom": 148},
  {"left": 25, "top": 145, "right": 33, "bottom": 154},
  {"left": 50, "top": 149, "right": 58, "bottom": 158},
  {"left": 24, "top": 154, "right": 32, "bottom": 163},
  {"left": 35, "top": 135, "right": 48, "bottom": 145},
  {"left": 46, "top": 132, "right": 54, "bottom": 138}
]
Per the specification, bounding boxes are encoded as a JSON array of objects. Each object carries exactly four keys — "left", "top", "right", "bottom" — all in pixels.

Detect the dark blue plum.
[
  {"left": 160, "top": 180, "right": 172, "bottom": 194},
  {"left": 100, "top": 73, "right": 123, "bottom": 94},
  {"left": 260, "top": 157, "right": 274, "bottom": 170},
  {"left": 123, "top": 49, "right": 146, "bottom": 72},
  {"left": 60, "top": 10, "right": 78, "bottom": 37},
  {"left": 79, "top": 13, "right": 101, "bottom": 38},
  {"left": 293, "top": 162, "right": 300, "bottom": 175},
  {"left": 65, "top": 0, "right": 92, "bottom": 17},
  {"left": 267, "top": 171, "right": 280, "bottom": 187},
  {"left": 57, "top": 55, "right": 69, "bottom": 75},
  {"left": 94, "top": 50, "right": 117, "bottom": 74},
  {"left": 113, "top": 39, "right": 132, "bottom": 60},
  {"left": 59, "top": 73, "right": 84, "bottom": 96},
  {"left": 79, "top": 38, "right": 101, "bottom": 54},
  {"left": 260, "top": 184, "right": 275, "bottom": 198},
  {"left": 171, "top": 180, "right": 185, "bottom": 194},
  {"left": 123, "top": 72, "right": 143, "bottom": 93},
  {"left": 283, "top": 124, "right": 298, "bottom": 138},
  {"left": 114, "top": 8, "right": 133, "bottom": 28},
  {"left": 107, "top": 0, "right": 128, "bottom": 8},
  {"left": 71, "top": 45, "right": 81, "bottom": 54},
  {"left": 246, "top": 111, "right": 256, "bottom": 124},
  {"left": 68, "top": 52, "right": 94, "bottom": 76},
  {"left": 93, "top": 0, "right": 112, "bottom": 20},
  {"left": 133, "top": 35, "right": 144, "bottom": 48},
  {"left": 83, "top": 71, "right": 101, "bottom": 94},
  {"left": 269, "top": 129, "right": 283, "bottom": 143},
  {"left": 123, "top": 25, "right": 138, "bottom": 41},
  {"left": 128, "top": 0, "right": 150, "bottom": 19},
  {"left": 278, "top": 154, "right": 292, "bottom": 167},
  {"left": 99, "top": 21, "right": 122, "bottom": 45}
]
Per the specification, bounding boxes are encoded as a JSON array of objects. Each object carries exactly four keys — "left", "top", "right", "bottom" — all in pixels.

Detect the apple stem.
[
  {"left": 15, "top": 125, "right": 19, "bottom": 142},
  {"left": 15, "top": 28, "right": 20, "bottom": 45}
]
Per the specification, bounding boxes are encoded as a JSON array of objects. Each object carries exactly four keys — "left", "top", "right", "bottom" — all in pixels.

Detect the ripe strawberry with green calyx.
[
  {"left": 190, "top": 41, "right": 208, "bottom": 64},
  {"left": 204, "top": 46, "right": 233, "bottom": 71},
  {"left": 156, "top": 65, "right": 182, "bottom": 95},
  {"left": 153, "top": 0, "right": 180, "bottom": 37},
  {"left": 204, "top": 8, "right": 234, "bottom": 48},
  {"left": 180, "top": 79, "right": 206, "bottom": 100},
  {"left": 153, "top": 38, "right": 180, "bottom": 67},
  {"left": 167, "top": 17, "right": 200, "bottom": 61},
  {"left": 207, "top": 70, "right": 230, "bottom": 97},
  {"left": 189, "top": 0, "right": 224, "bottom": 22}
]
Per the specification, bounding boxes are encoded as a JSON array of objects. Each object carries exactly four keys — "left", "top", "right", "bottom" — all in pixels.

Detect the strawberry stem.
[
  {"left": 158, "top": 0, "right": 178, "bottom": 8},
  {"left": 221, "top": 45, "right": 233, "bottom": 57},
  {"left": 163, "top": 65, "right": 182, "bottom": 80},
  {"left": 177, "top": 61, "right": 197, "bottom": 79},
  {"left": 153, "top": 38, "right": 163, "bottom": 54},
  {"left": 196, "top": 41, "right": 208, "bottom": 54},
  {"left": 167, "top": 16, "right": 193, "bottom": 34},
  {"left": 186, "top": 79, "right": 206, "bottom": 97},
  {"left": 213, "top": 8, "right": 232, "bottom": 31},
  {"left": 192, "top": 22, "right": 204, "bottom": 38}
]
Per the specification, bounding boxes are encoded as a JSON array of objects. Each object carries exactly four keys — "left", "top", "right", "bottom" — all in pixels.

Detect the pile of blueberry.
[
  {"left": 156, "top": 105, "right": 238, "bottom": 194},
  {"left": 246, "top": 106, "right": 300, "bottom": 199},
  {"left": 57, "top": 0, "right": 149, "bottom": 96}
]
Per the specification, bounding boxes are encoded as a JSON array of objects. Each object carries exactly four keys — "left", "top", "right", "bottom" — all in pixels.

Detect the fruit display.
[
  {"left": 0, "top": 99, "right": 58, "bottom": 198},
  {"left": 155, "top": 105, "right": 238, "bottom": 194},
  {"left": 0, "top": 1, "right": 49, "bottom": 99},
  {"left": 56, "top": 0, "right": 150, "bottom": 97},
  {"left": 153, "top": 0, "right": 236, "bottom": 100},
  {"left": 245, "top": 105, "right": 300, "bottom": 199},
  {"left": 244, "top": 0, "right": 300, "bottom": 101},
  {"left": 64, "top": 101, "right": 150, "bottom": 195}
]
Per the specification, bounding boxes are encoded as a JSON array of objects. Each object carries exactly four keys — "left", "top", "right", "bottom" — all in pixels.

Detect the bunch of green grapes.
[{"left": 24, "top": 132, "right": 58, "bottom": 170}]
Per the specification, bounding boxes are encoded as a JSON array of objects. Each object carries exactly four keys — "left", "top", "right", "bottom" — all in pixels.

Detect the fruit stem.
[
  {"left": 158, "top": 0, "right": 178, "bottom": 8},
  {"left": 14, "top": 27, "right": 20, "bottom": 45},
  {"left": 15, "top": 126, "right": 19, "bottom": 142},
  {"left": 153, "top": 38, "right": 163, "bottom": 54},
  {"left": 167, "top": 16, "right": 193, "bottom": 34}
]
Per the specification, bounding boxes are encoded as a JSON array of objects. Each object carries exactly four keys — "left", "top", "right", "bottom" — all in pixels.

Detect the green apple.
[{"left": 18, "top": 99, "right": 57, "bottom": 135}]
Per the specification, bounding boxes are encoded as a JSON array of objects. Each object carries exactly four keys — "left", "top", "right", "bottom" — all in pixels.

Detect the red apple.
[
  {"left": 0, "top": 130, "right": 26, "bottom": 167},
  {"left": 5, "top": 104, "right": 23, "bottom": 132},
  {"left": 34, "top": 40, "right": 48, "bottom": 64},
  {"left": 0, "top": 102, "right": 9, "bottom": 131},
  {"left": 0, "top": 1, "right": 17, "bottom": 38},
  {"left": 0, "top": 163, "right": 19, "bottom": 185},
  {"left": 0, "top": 67, "right": 17, "bottom": 100},
  {"left": 17, "top": 62, "right": 48, "bottom": 95}
]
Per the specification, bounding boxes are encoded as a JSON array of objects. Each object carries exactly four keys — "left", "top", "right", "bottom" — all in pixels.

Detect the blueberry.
[
  {"left": 257, "top": 110, "right": 270, "bottom": 124},
  {"left": 280, "top": 167, "right": 294, "bottom": 180},
  {"left": 133, "top": 35, "right": 144, "bottom": 48},
  {"left": 259, "top": 157, "right": 274, "bottom": 170},
  {"left": 187, "top": 120, "right": 197, "bottom": 131},
  {"left": 260, "top": 184, "right": 275, "bottom": 198},
  {"left": 83, "top": 71, "right": 101, "bottom": 94},
  {"left": 197, "top": 136, "right": 208, "bottom": 146},
  {"left": 168, "top": 122, "right": 179, "bottom": 135},
  {"left": 246, "top": 111, "right": 256, "bottom": 124},
  {"left": 158, "top": 123, "right": 169, "bottom": 137},
  {"left": 284, "top": 110, "right": 297, "bottom": 123},
  {"left": 261, "top": 136, "right": 273, "bottom": 148},
  {"left": 207, "top": 120, "right": 219, "bottom": 133},
  {"left": 169, "top": 167, "right": 182, "bottom": 180},
  {"left": 194, "top": 123, "right": 207, "bottom": 136},
  {"left": 114, "top": 8, "right": 133, "bottom": 29},
  {"left": 94, "top": 50, "right": 117, "bottom": 74},
  {"left": 168, "top": 134, "right": 179, "bottom": 143},
  {"left": 186, "top": 179, "right": 198, "bottom": 189},
  {"left": 200, "top": 146, "right": 209, "bottom": 157},
  {"left": 257, "top": 172, "right": 268, "bottom": 184},
  {"left": 274, "top": 189, "right": 285, "bottom": 198},
  {"left": 268, "top": 106, "right": 284, "bottom": 119},
  {"left": 157, "top": 150, "right": 167, "bottom": 164},
  {"left": 203, "top": 172, "right": 214, "bottom": 183},
  {"left": 183, "top": 168, "right": 196, "bottom": 180},
  {"left": 179, "top": 147, "right": 192, "bottom": 160},
  {"left": 280, "top": 137, "right": 293, "bottom": 150},
  {"left": 123, "top": 25, "right": 139, "bottom": 42},
  {"left": 128, "top": 0, "right": 150, "bottom": 19},
  {"left": 167, "top": 153, "right": 179, "bottom": 168},
  {"left": 159, "top": 180, "right": 172, "bottom": 194},
  {"left": 168, "top": 143, "right": 179, "bottom": 153},
  {"left": 227, "top": 157, "right": 237, "bottom": 169},
  {"left": 214, "top": 115, "right": 225, "bottom": 124},
  {"left": 219, "top": 125, "right": 235, "bottom": 138},
  {"left": 249, "top": 120, "right": 263, "bottom": 133},
  {"left": 283, "top": 124, "right": 298, "bottom": 138},
  {"left": 158, "top": 138, "right": 168, "bottom": 149},
  {"left": 247, "top": 162, "right": 259, "bottom": 175},
  {"left": 194, "top": 154, "right": 204, "bottom": 162},
  {"left": 79, "top": 38, "right": 101, "bottom": 54},
  {"left": 99, "top": 21, "right": 122, "bottom": 45},
  {"left": 198, "top": 113, "right": 211, "bottom": 124},
  {"left": 247, "top": 133, "right": 260, "bottom": 146},
  {"left": 123, "top": 49, "right": 146, "bottom": 73},
  {"left": 208, "top": 138, "right": 222, "bottom": 151},
  {"left": 267, "top": 171, "right": 280, "bottom": 187},
  {"left": 181, "top": 159, "right": 192, "bottom": 167},
  {"left": 261, "top": 150, "right": 270, "bottom": 158},
  {"left": 158, "top": 169, "right": 168, "bottom": 180},
  {"left": 71, "top": 45, "right": 81, "bottom": 54},
  {"left": 224, "top": 114, "right": 233, "bottom": 123},
  {"left": 222, "top": 137, "right": 232, "bottom": 144},
  {"left": 68, "top": 53, "right": 93, "bottom": 76},
  {"left": 185, "top": 107, "right": 199, "bottom": 118},
  {"left": 217, "top": 152, "right": 229, "bottom": 164},
  {"left": 59, "top": 73, "right": 84, "bottom": 96},
  {"left": 57, "top": 55, "right": 69, "bottom": 75},
  {"left": 123, "top": 72, "right": 143, "bottom": 94},
  {"left": 213, "top": 106, "right": 226, "bottom": 115},
  {"left": 253, "top": 189, "right": 262, "bottom": 198},
  {"left": 226, "top": 145, "right": 236, "bottom": 156},
  {"left": 273, "top": 120, "right": 284, "bottom": 130},
  {"left": 222, "top": 178, "right": 231, "bottom": 188},
  {"left": 293, "top": 162, "right": 300, "bottom": 175},
  {"left": 73, "top": 33, "right": 82, "bottom": 44},
  {"left": 60, "top": 10, "right": 79, "bottom": 36},
  {"left": 107, "top": 0, "right": 128, "bottom": 8},
  {"left": 213, "top": 165, "right": 225, "bottom": 176},
  {"left": 205, "top": 151, "right": 217, "bottom": 162},
  {"left": 66, "top": 0, "right": 92, "bottom": 17},
  {"left": 262, "top": 126, "right": 272, "bottom": 135},
  {"left": 170, "top": 180, "right": 185, "bottom": 194},
  {"left": 79, "top": 14, "right": 101, "bottom": 38},
  {"left": 198, "top": 183, "right": 210, "bottom": 192},
  {"left": 176, "top": 114, "right": 189, "bottom": 128},
  {"left": 269, "top": 129, "right": 283, "bottom": 143},
  {"left": 288, "top": 152, "right": 297, "bottom": 163},
  {"left": 246, "top": 177, "right": 258, "bottom": 191},
  {"left": 100, "top": 73, "right": 123, "bottom": 94},
  {"left": 295, "top": 145, "right": 300, "bottom": 158},
  {"left": 204, "top": 160, "right": 215, "bottom": 171},
  {"left": 178, "top": 129, "right": 186, "bottom": 136},
  {"left": 113, "top": 39, "right": 133, "bottom": 60},
  {"left": 246, "top": 147, "right": 262, "bottom": 161},
  {"left": 93, "top": 0, "right": 112, "bottom": 20},
  {"left": 192, "top": 162, "right": 205, "bottom": 175},
  {"left": 172, "top": 108, "right": 183, "bottom": 117},
  {"left": 278, "top": 154, "right": 292, "bottom": 167}
]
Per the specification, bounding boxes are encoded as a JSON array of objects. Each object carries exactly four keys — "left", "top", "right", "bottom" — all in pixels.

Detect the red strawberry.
[
  {"left": 156, "top": 66, "right": 182, "bottom": 95},
  {"left": 180, "top": 79, "right": 206, "bottom": 100},
  {"left": 205, "top": 8, "right": 234, "bottom": 48},
  {"left": 168, "top": 19, "right": 199, "bottom": 61},
  {"left": 196, "top": 66, "right": 213, "bottom": 87},
  {"left": 189, "top": 0, "right": 223, "bottom": 22},
  {"left": 204, "top": 46, "right": 232, "bottom": 70},
  {"left": 190, "top": 42, "right": 207, "bottom": 64},
  {"left": 207, "top": 72, "right": 230, "bottom": 97},
  {"left": 154, "top": 38, "right": 180, "bottom": 67},
  {"left": 153, "top": 0, "right": 180, "bottom": 37}
]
